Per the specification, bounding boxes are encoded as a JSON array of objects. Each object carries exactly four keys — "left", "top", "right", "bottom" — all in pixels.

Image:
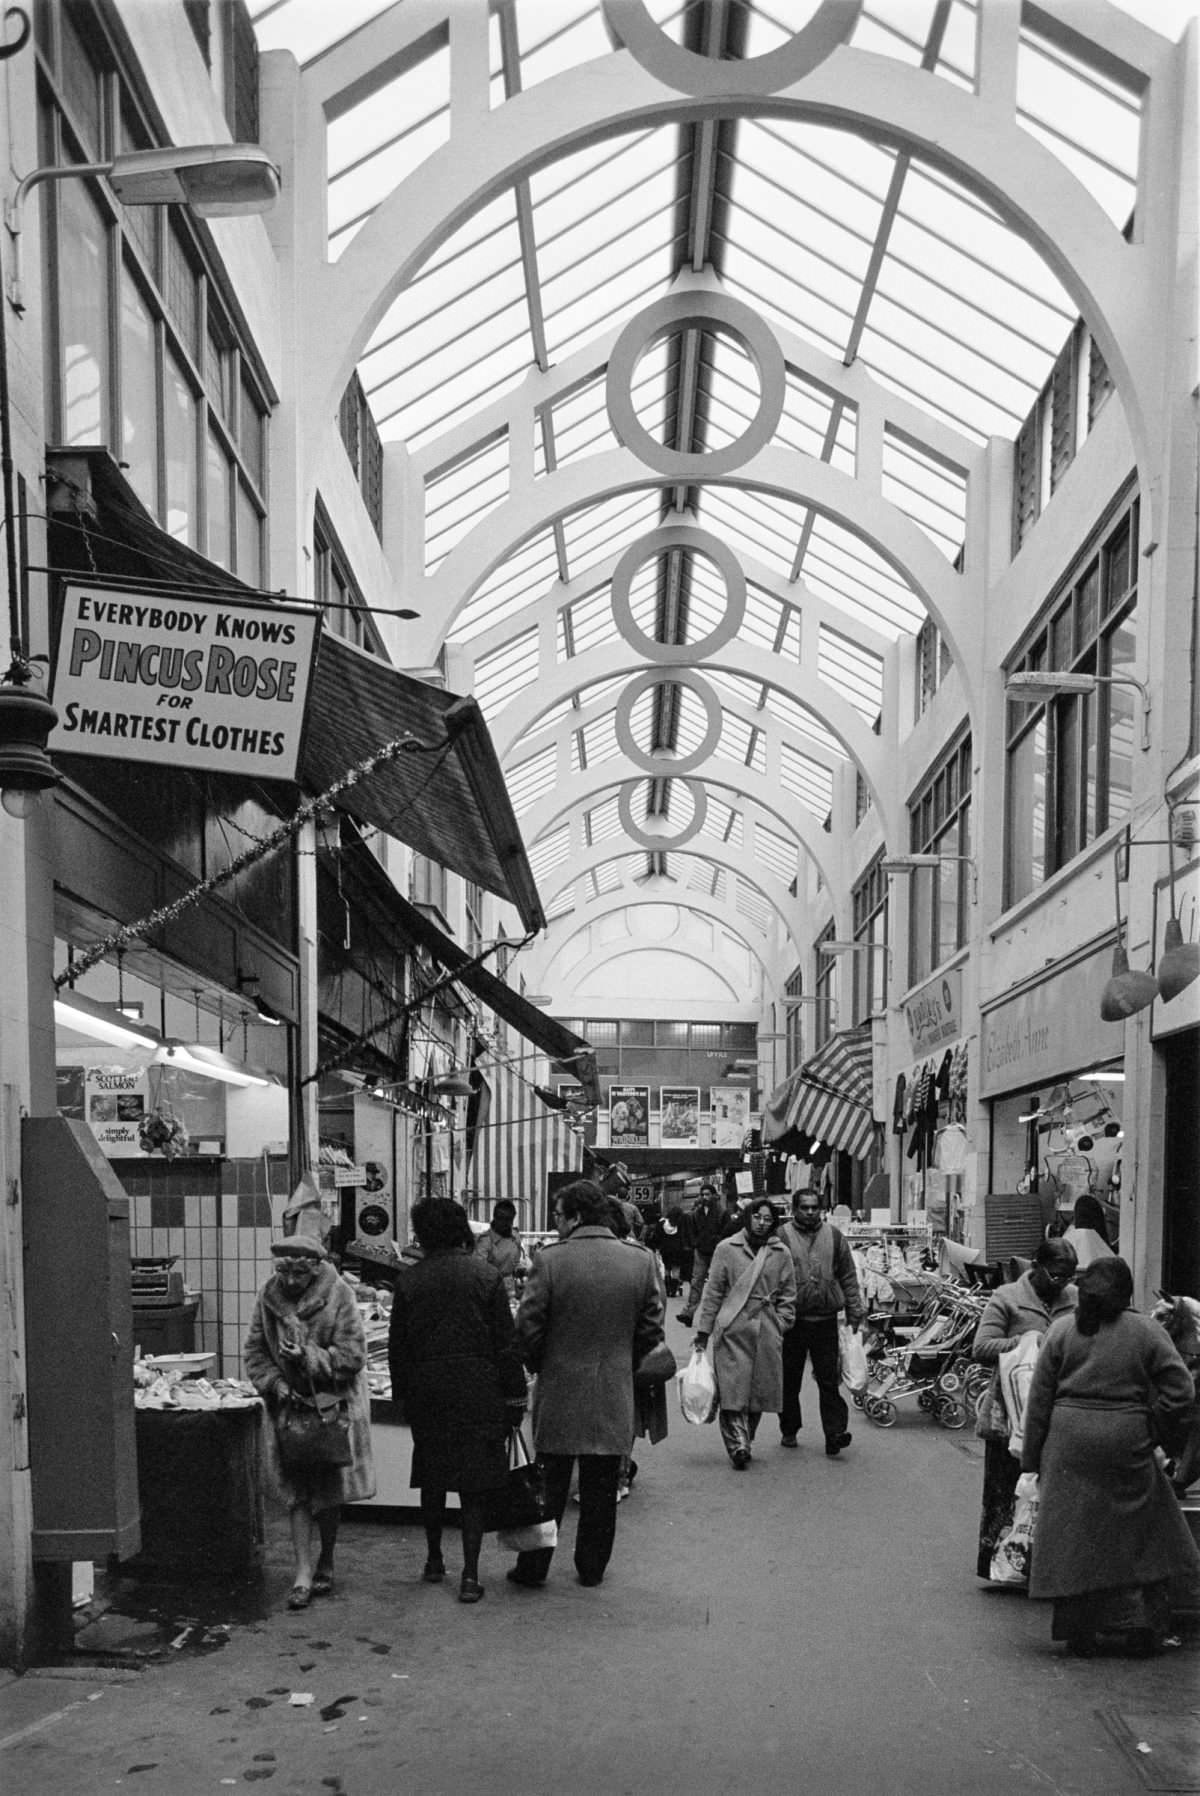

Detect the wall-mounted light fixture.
[
  {"left": 432, "top": 1070, "right": 474, "bottom": 1100},
  {"left": 5, "top": 144, "right": 281, "bottom": 311},
  {"left": 1005, "top": 669, "right": 1151, "bottom": 751},
  {"left": 881, "top": 852, "right": 978, "bottom": 904}
]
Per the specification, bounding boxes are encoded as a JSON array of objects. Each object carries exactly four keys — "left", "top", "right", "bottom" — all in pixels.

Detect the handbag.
[
  {"left": 485, "top": 1427, "right": 554, "bottom": 1533},
  {"left": 276, "top": 1373, "right": 352, "bottom": 1475},
  {"left": 634, "top": 1339, "right": 677, "bottom": 1390},
  {"left": 974, "top": 1373, "right": 1011, "bottom": 1443}
]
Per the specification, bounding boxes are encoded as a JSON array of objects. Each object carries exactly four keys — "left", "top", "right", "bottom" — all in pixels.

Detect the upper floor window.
[
  {"left": 1005, "top": 494, "right": 1138, "bottom": 906},
  {"left": 914, "top": 615, "right": 953, "bottom": 718},
  {"left": 464, "top": 880, "right": 483, "bottom": 958},
  {"left": 410, "top": 854, "right": 448, "bottom": 920},
  {"left": 905, "top": 734, "right": 972, "bottom": 986},
  {"left": 848, "top": 857, "right": 889, "bottom": 1022},
  {"left": 184, "top": 1, "right": 259, "bottom": 144},
  {"left": 813, "top": 924, "right": 838, "bottom": 1050},
  {"left": 339, "top": 374, "right": 384, "bottom": 540},
  {"left": 37, "top": 3, "right": 270, "bottom": 578},
  {"left": 314, "top": 507, "right": 383, "bottom": 655},
  {"left": 1013, "top": 319, "right": 1114, "bottom": 556}
]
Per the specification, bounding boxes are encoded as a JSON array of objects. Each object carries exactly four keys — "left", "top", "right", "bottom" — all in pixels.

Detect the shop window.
[
  {"left": 812, "top": 925, "right": 837, "bottom": 1050},
  {"left": 38, "top": 5, "right": 270, "bottom": 573},
  {"left": 905, "top": 734, "right": 972, "bottom": 985},
  {"left": 1004, "top": 495, "right": 1138, "bottom": 904}
]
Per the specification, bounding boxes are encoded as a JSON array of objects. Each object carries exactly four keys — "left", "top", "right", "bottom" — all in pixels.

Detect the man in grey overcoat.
[{"left": 511, "top": 1179, "right": 665, "bottom": 1587}]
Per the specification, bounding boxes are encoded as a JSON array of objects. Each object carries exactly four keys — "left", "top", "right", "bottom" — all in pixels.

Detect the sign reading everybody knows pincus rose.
[{"left": 49, "top": 583, "right": 318, "bottom": 780}]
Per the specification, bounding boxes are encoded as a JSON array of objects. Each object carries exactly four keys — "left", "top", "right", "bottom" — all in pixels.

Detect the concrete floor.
[{"left": 3, "top": 1318, "right": 1198, "bottom": 1796}]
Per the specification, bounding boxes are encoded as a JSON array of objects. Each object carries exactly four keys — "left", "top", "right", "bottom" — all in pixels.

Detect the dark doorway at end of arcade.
[{"left": 1161, "top": 1028, "right": 1199, "bottom": 1298}]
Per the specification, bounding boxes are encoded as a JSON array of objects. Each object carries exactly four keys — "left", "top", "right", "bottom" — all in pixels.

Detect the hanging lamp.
[
  {"left": 1155, "top": 829, "right": 1200, "bottom": 1003},
  {"left": 1099, "top": 845, "right": 1157, "bottom": 1020}
]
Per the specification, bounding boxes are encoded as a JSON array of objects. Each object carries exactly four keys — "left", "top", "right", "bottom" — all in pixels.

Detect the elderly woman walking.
[
  {"left": 1021, "top": 1257, "right": 1200, "bottom": 1656},
  {"left": 244, "top": 1233, "right": 375, "bottom": 1611},
  {"left": 694, "top": 1198, "right": 796, "bottom": 1468}
]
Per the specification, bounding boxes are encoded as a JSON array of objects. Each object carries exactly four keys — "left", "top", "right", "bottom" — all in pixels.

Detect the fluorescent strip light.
[
  {"left": 155, "top": 1042, "right": 270, "bottom": 1088},
  {"left": 54, "top": 991, "right": 161, "bottom": 1051}
]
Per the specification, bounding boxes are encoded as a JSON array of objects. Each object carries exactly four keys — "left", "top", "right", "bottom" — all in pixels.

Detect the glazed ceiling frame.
[{"left": 252, "top": 0, "right": 1182, "bottom": 989}]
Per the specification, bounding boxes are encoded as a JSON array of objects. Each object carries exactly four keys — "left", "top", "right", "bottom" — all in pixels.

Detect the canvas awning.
[
  {"left": 45, "top": 449, "right": 544, "bottom": 933},
  {"left": 762, "top": 1026, "right": 878, "bottom": 1161}
]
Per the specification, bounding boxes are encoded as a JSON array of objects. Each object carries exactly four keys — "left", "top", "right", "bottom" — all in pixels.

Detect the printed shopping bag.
[{"left": 989, "top": 1472, "right": 1039, "bottom": 1585}]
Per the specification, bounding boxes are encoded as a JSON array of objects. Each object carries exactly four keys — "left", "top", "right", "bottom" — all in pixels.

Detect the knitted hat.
[{"left": 270, "top": 1233, "right": 326, "bottom": 1261}]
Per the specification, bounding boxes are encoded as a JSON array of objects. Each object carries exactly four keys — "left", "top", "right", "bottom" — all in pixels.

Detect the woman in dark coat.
[
  {"left": 388, "top": 1198, "right": 527, "bottom": 1603},
  {"left": 969, "top": 1236, "right": 1077, "bottom": 1580},
  {"left": 1021, "top": 1257, "right": 1200, "bottom": 1656}
]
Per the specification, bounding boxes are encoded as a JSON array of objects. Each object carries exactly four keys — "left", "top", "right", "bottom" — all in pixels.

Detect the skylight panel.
[
  {"left": 585, "top": 795, "right": 623, "bottom": 843},
  {"left": 472, "top": 626, "right": 540, "bottom": 722},
  {"left": 544, "top": 885, "right": 576, "bottom": 923},
  {"left": 514, "top": 0, "right": 611, "bottom": 88},
  {"left": 721, "top": 711, "right": 762, "bottom": 771},
  {"left": 591, "top": 861, "right": 627, "bottom": 896},
  {"left": 560, "top": 491, "right": 660, "bottom": 582},
  {"left": 765, "top": 690, "right": 844, "bottom": 758},
  {"left": 778, "top": 370, "right": 856, "bottom": 471},
  {"left": 424, "top": 434, "right": 509, "bottom": 576},
  {"left": 756, "top": 824, "right": 799, "bottom": 886},
  {"left": 559, "top": 590, "right": 614, "bottom": 661},
  {"left": 900, "top": 167, "right": 1072, "bottom": 322},
  {"left": 577, "top": 708, "right": 620, "bottom": 768},
  {"left": 450, "top": 527, "right": 559, "bottom": 644},
  {"left": 736, "top": 886, "right": 771, "bottom": 933},
  {"left": 505, "top": 743, "right": 559, "bottom": 817},
  {"left": 528, "top": 825, "right": 572, "bottom": 884},
  {"left": 1016, "top": 20, "right": 1141, "bottom": 228},
  {"left": 704, "top": 331, "right": 767, "bottom": 452},
  {"left": 881, "top": 430, "right": 967, "bottom": 561},
  {"left": 698, "top": 489, "right": 803, "bottom": 578},
  {"left": 780, "top": 742, "right": 836, "bottom": 818},
  {"left": 699, "top": 796, "right": 742, "bottom": 848},
  {"left": 800, "top": 519, "right": 925, "bottom": 636},
  {"left": 818, "top": 625, "right": 884, "bottom": 723},
  {"left": 542, "top": 376, "right": 615, "bottom": 470},
  {"left": 541, "top": 218, "right": 676, "bottom": 365},
  {"left": 326, "top": 53, "right": 450, "bottom": 257},
  {"left": 872, "top": 266, "right": 1054, "bottom": 404},
  {"left": 249, "top": 0, "right": 395, "bottom": 66},
  {"left": 705, "top": 668, "right": 761, "bottom": 711},
  {"left": 854, "top": 0, "right": 939, "bottom": 67},
  {"left": 742, "top": 581, "right": 788, "bottom": 654}
]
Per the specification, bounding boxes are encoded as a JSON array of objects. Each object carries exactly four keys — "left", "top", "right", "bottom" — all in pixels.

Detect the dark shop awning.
[
  {"left": 587, "top": 1148, "right": 745, "bottom": 1177},
  {"left": 762, "top": 1026, "right": 877, "bottom": 1161},
  {"left": 45, "top": 449, "right": 544, "bottom": 933}
]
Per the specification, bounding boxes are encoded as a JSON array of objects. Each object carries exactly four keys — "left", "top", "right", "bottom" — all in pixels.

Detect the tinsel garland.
[{"left": 53, "top": 732, "right": 436, "bottom": 992}]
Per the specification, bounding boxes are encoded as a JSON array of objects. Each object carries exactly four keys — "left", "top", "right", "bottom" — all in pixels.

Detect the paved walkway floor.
[{"left": 3, "top": 1323, "right": 1197, "bottom": 1796}]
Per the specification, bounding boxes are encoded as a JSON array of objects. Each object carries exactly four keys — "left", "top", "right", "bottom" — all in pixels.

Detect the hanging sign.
[
  {"left": 49, "top": 582, "right": 318, "bottom": 780},
  {"left": 901, "top": 969, "right": 962, "bottom": 1056},
  {"left": 608, "top": 1084, "right": 649, "bottom": 1147},
  {"left": 659, "top": 1085, "right": 700, "bottom": 1148}
]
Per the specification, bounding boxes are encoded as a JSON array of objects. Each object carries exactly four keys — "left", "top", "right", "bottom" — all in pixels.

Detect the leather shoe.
[
  {"left": 458, "top": 1576, "right": 485, "bottom": 1604},
  {"left": 825, "top": 1432, "right": 853, "bottom": 1457},
  {"left": 421, "top": 1557, "right": 446, "bottom": 1583},
  {"left": 676, "top": 1312, "right": 694, "bottom": 1326},
  {"left": 780, "top": 1434, "right": 798, "bottom": 1449},
  {"left": 576, "top": 1572, "right": 603, "bottom": 1586},
  {"left": 506, "top": 1567, "right": 545, "bottom": 1589},
  {"left": 731, "top": 1449, "right": 751, "bottom": 1469}
]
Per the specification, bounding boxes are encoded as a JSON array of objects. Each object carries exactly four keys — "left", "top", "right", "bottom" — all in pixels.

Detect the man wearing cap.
[{"left": 677, "top": 1183, "right": 724, "bottom": 1326}]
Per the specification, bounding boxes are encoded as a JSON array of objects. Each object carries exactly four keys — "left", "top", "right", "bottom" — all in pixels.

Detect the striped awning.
[{"left": 762, "top": 1026, "right": 878, "bottom": 1161}]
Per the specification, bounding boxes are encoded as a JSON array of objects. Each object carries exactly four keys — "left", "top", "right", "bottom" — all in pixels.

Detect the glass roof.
[{"left": 249, "top": 0, "right": 1193, "bottom": 954}]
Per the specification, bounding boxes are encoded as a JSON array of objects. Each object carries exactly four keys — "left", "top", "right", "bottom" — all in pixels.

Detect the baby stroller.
[{"left": 861, "top": 1279, "right": 985, "bottom": 1429}]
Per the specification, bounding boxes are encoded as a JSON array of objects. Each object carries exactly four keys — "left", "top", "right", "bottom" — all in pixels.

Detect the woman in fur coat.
[{"left": 244, "top": 1234, "right": 375, "bottom": 1610}]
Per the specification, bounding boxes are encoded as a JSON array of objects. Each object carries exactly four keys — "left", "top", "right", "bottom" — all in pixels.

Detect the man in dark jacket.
[
  {"left": 511, "top": 1180, "right": 664, "bottom": 1587},
  {"left": 677, "top": 1183, "right": 724, "bottom": 1325},
  {"left": 777, "top": 1191, "right": 865, "bottom": 1455}
]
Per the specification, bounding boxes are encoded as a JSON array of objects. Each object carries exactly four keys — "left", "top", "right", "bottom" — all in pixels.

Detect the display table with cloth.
[{"left": 125, "top": 1405, "right": 265, "bottom": 1578}]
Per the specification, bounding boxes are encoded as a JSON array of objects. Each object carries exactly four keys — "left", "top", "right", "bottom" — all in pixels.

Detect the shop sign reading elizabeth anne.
[{"left": 48, "top": 583, "right": 319, "bottom": 777}]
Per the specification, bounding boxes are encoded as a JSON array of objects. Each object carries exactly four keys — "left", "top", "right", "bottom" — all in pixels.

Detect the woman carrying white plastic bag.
[
  {"left": 679, "top": 1345, "right": 718, "bottom": 1424},
  {"left": 691, "top": 1199, "right": 797, "bottom": 1468}
]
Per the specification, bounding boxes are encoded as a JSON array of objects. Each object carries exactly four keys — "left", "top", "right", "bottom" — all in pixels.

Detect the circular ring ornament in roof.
[
  {"left": 606, "top": 291, "right": 785, "bottom": 479},
  {"left": 614, "top": 667, "right": 723, "bottom": 775},
  {"left": 611, "top": 525, "right": 746, "bottom": 664},
  {"left": 618, "top": 777, "right": 708, "bottom": 850},
  {"left": 602, "top": 0, "right": 862, "bottom": 97}
]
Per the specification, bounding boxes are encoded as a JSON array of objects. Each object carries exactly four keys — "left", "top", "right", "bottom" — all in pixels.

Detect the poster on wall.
[
  {"left": 49, "top": 582, "right": 318, "bottom": 781},
  {"left": 659, "top": 1086, "right": 700, "bottom": 1148},
  {"left": 83, "top": 1065, "right": 150, "bottom": 1157},
  {"left": 608, "top": 1084, "right": 649, "bottom": 1147},
  {"left": 710, "top": 1085, "right": 750, "bottom": 1147}
]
